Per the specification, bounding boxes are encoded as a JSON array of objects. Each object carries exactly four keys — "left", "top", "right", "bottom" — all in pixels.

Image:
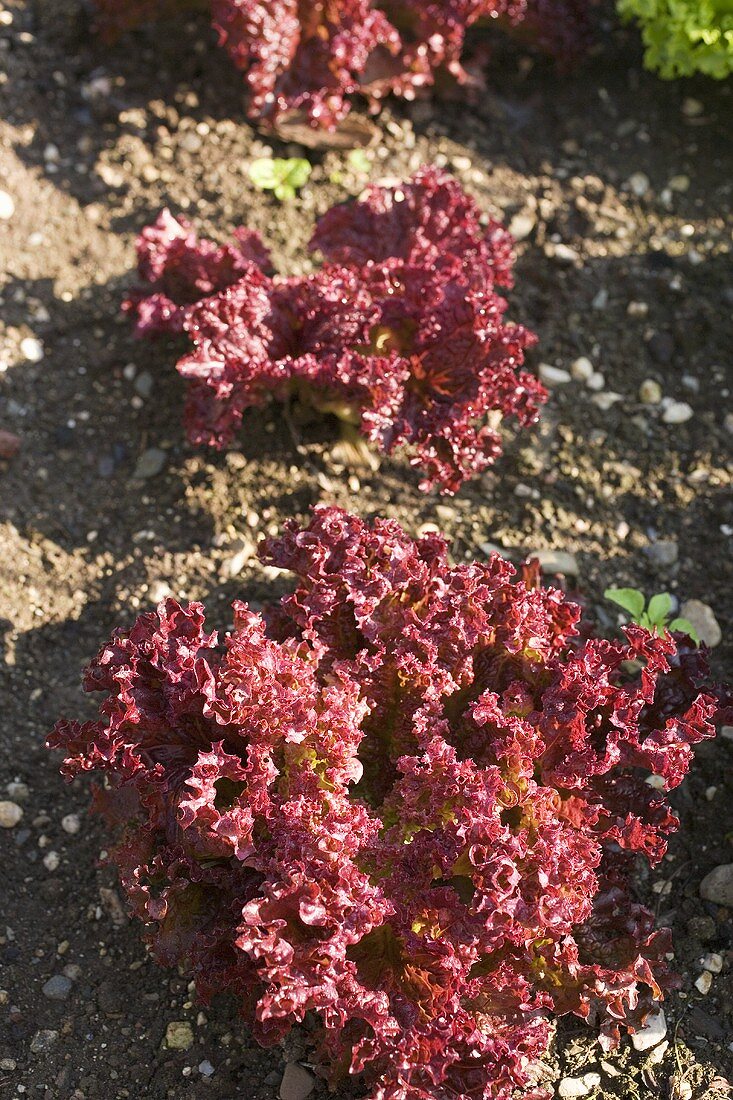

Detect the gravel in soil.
[{"left": 0, "top": 2, "right": 731, "bottom": 1098}]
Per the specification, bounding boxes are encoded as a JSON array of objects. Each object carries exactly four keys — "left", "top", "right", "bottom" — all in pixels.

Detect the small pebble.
[
  {"left": 682, "top": 97, "right": 703, "bottom": 117},
  {"left": 547, "top": 242, "right": 579, "bottom": 264},
  {"left": 279, "top": 1063, "right": 315, "bottom": 1100},
  {"left": 531, "top": 549, "right": 579, "bottom": 576},
  {"left": 20, "top": 336, "right": 44, "bottom": 363},
  {"left": 6, "top": 781, "right": 29, "bottom": 801},
  {"left": 0, "top": 801, "right": 23, "bottom": 828},
  {"left": 592, "top": 392, "right": 623, "bottom": 411},
  {"left": 679, "top": 600, "right": 721, "bottom": 647},
  {"left": 669, "top": 174, "right": 690, "bottom": 193},
  {"left": 165, "top": 1021, "right": 194, "bottom": 1051},
  {"left": 198, "top": 1060, "right": 215, "bottom": 1078},
  {"left": 134, "top": 371, "right": 154, "bottom": 398},
  {"left": 30, "top": 1029, "right": 59, "bottom": 1055},
  {"left": 700, "top": 864, "right": 733, "bottom": 907},
  {"left": 570, "top": 356, "right": 593, "bottom": 381},
  {"left": 662, "top": 401, "right": 693, "bottom": 425},
  {"left": 508, "top": 212, "right": 535, "bottom": 241},
  {"left": 592, "top": 287, "right": 609, "bottom": 310},
  {"left": 133, "top": 447, "right": 167, "bottom": 479},
  {"left": 695, "top": 971, "right": 713, "bottom": 995},
  {"left": 586, "top": 372, "right": 605, "bottom": 391},
  {"left": 646, "top": 539, "right": 678, "bottom": 568},
  {"left": 627, "top": 300, "right": 648, "bottom": 317},
  {"left": 702, "top": 953, "right": 723, "bottom": 974},
  {"left": 43, "top": 851, "right": 60, "bottom": 871},
  {"left": 631, "top": 1009, "right": 667, "bottom": 1051},
  {"left": 61, "top": 813, "right": 81, "bottom": 835},
  {"left": 558, "top": 1074, "right": 601, "bottom": 1099},
  {"left": 724, "top": 412, "right": 733, "bottom": 435},
  {"left": 626, "top": 171, "right": 650, "bottom": 197},
  {"left": 639, "top": 379, "right": 662, "bottom": 405},
  {"left": 538, "top": 364, "right": 571, "bottom": 386},
  {"left": 0, "top": 190, "right": 15, "bottom": 220},
  {"left": 42, "top": 975, "right": 73, "bottom": 1001}
]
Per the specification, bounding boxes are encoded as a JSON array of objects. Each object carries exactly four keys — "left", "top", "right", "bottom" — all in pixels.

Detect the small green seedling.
[
  {"left": 604, "top": 587, "right": 699, "bottom": 642},
  {"left": 248, "top": 157, "right": 312, "bottom": 201}
]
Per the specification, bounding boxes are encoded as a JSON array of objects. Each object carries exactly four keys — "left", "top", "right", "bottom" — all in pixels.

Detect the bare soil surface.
[{"left": 0, "top": 2, "right": 732, "bottom": 1098}]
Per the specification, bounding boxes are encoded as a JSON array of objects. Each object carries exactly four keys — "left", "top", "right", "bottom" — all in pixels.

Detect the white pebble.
[
  {"left": 538, "top": 363, "right": 571, "bottom": 386},
  {"left": 43, "top": 851, "right": 60, "bottom": 871},
  {"left": 558, "top": 1074, "right": 601, "bottom": 1099},
  {"left": 702, "top": 952, "right": 723, "bottom": 974},
  {"left": 695, "top": 971, "right": 713, "bottom": 995},
  {"left": 0, "top": 801, "right": 23, "bottom": 828},
  {"left": 662, "top": 401, "right": 693, "bottom": 424},
  {"left": 0, "top": 190, "right": 15, "bottom": 220},
  {"left": 61, "top": 813, "right": 81, "bottom": 835},
  {"left": 631, "top": 1009, "right": 666, "bottom": 1051},
  {"left": 570, "top": 356, "right": 594, "bottom": 381},
  {"left": 592, "top": 392, "right": 623, "bottom": 411},
  {"left": 586, "top": 372, "right": 605, "bottom": 391},
  {"left": 20, "top": 336, "right": 44, "bottom": 363}
]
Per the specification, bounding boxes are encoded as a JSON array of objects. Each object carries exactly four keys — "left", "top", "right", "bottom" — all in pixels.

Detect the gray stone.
[
  {"left": 532, "top": 550, "right": 579, "bottom": 576},
  {"left": 30, "top": 1029, "right": 59, "bottom": 1054},
  {"left": 198, "top": 1060, "right": 215, "bottom": 1077},
  {"left": 700, "top": 865, "right": 733, "bottom": 907},
  {"left": 42, "top": 975, "right": 73, "bottom": 1001},
  {"left": 630, "top": 1008, "right": 667, "bottom": 1051},
  {"left": 6, "top": 781, "right": 29, "bottom": 801},
  {"left": 134, "top": 371, "right": 154, "bottom": 398},
  {"left": 646, "top": 539, "right": 678, "bottom": 568},
  {"left": 133, "top": 447, "right": 167, "bottom": 479},
  {"left": 679, "top": 600, "right": 722, "bottom": 647},
  {"left": 279, "top": 1063, "right": 315, "bottom": 1100}
]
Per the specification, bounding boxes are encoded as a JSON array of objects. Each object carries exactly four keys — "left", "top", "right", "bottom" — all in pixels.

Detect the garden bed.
[{"left": 0, "top": 2, "right": 732, "bottom": 1098}]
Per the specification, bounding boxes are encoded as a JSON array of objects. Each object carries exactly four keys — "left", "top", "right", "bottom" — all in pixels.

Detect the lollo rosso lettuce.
[
  {"left": 617, "top": 0, "right": 733, "bottom": 79},
  {"left": 124, "top": 168, "right": 545, "bottom": 494},
  {"left": 91, "top": 1, "right": 597, "bottom": 128},
  {"left": 50, "top": 506, "right": 726, "bottom": 1100}
]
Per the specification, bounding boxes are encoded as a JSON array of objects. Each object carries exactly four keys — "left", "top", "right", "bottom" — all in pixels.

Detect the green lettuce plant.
[{"left": 618, "top": 0, "right": 733, "bottom": 78}]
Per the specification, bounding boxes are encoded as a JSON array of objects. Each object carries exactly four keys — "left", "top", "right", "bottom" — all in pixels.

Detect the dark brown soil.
[{"left": 0, "top": 2, "right": 732, "bottom": 1098}]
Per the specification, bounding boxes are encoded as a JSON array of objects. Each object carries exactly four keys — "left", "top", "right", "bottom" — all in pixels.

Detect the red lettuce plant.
[
  {"left": 50, "top": 507, "right": 723, "bottom": 1100},
  {"left": 125, "top": 168, "right": 544, "bottom": 493},
  {"left": 91, "top": 1, "right": 596, "bottom": 128}
]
